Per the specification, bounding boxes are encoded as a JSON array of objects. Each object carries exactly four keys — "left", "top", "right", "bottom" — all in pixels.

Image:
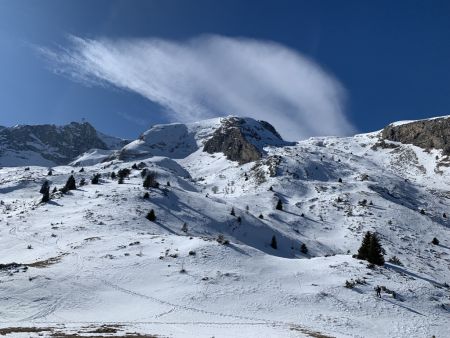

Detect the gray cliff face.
[
  {"left": 203, "top": 117, "right": 288, "bottom": 164},
  {"left": 0, "top": 122, "right": 122, "bottom": 165},
  {"left": 381, "top": 117, "right": 450, "bottom": 154},
  {"left": 204, "top": 126, "right": 262, "bottom": 164}
]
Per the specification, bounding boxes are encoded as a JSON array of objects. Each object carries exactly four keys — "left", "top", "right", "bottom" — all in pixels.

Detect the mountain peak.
[
  {"left": 114, "top": 116, "right": 290, "bottom": 164},
  {"left": 203, "top": 116, "right": 290, "bottom": 164}
]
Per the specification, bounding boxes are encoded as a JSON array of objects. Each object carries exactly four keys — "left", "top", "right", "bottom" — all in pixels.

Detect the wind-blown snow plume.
[{"left": 40, "top": 35, "right": 355, "bottom": 140}]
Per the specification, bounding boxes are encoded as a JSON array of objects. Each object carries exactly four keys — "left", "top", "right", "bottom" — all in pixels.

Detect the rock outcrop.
[
  {"left": 203, "top": 117, "right": 288, "bottom": 164},
  {"left": 381, "top": 117, "right": 450, "bottom": 155}
]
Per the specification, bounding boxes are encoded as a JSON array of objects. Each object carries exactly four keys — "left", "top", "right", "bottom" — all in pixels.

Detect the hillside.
[{"left": 0, "top": 116, "right": 449, "bottom": 337}]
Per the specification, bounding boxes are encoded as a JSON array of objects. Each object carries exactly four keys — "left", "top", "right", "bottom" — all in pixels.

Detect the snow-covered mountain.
[
  {"left": 0, "top": 122, "right": 127, "bottom": 167},
  {"left": 0, "top": 115, "right": 449, "bottom": 337},
  {"left": 111, "top": 116, "right": 291, "bottom": 163}
]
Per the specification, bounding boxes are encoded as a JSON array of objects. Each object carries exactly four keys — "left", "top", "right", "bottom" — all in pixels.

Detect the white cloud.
[{"left": 40, "top": 35, "right": 355, "bottom": 140}]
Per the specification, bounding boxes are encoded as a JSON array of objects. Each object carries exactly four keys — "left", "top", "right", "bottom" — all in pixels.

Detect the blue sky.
[{"left": 0, "top": 0, "right": 449, "bottom": 140}]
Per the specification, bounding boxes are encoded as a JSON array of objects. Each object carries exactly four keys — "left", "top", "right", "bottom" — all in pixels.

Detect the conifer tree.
[
  {"left": 368, "top": 233, "right": 385, "bottom": 265},
  {"left": 270, "top": 235, "right": 278, "bottom": 249},
  {"left": 40, "top": 180, "right": 50, "bottom": 203},
  {"left": 276, "top": 199, "right": 283, "bottom": 210},
  {"left": 181, "top": 222, "right": 188, "bottom": 233},
  {"left": 300, "top": 243, "right": 308, "bottom": 254},
  {"left": 146, "top": 209, "right": 156, "bottom": 222},
  {"left": 118, "top": 168, "right": 131, "bottom": 180},
  {"left": 230, "top": 207, "right": 235, "bottom": 216},
  {"left": 143, "top": 171, "right": 159, "bottom": 189},
  {"left": 357, "top": 232, "right": 372, "bottom": 261},
  {"left": 62, "top": 175, "right": 76, "bottom": 193},
  {"left": 91, "top": 173, "right": 101, "bottom": 184},
  {"left": 357, "top": 231, "right": 384, "bottom": 265}
]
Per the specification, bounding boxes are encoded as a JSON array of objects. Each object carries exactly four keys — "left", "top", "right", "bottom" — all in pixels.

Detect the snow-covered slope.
[
  {"left": 0, "top": 116, "right": 449, "bottom": 337},
  {"left": 0, "top": 122, "right": 127, "bottom": 167}
]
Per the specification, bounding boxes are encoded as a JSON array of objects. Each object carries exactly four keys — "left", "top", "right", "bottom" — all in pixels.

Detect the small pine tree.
[
  {"left": 420, "top": 209, "right": 425, "bottom": 215},
  {"left": 40, "top": 181, "right": 50, "bottom": 203},
  {"left": 143, "top": 192, "right": 150, "bottom": 199},
  {"left": 166, "top": 181, "right": 171, "bottom": 187},
  {"left": 118, "top": 177, "right": 124, "bottom": 184},
  {"left": 143, "top": 171, "right": 159, "bottom": 189},
  {"left": 237, "top": 216, "right": 242, "bottom": 224},
  {"left": 230, "top": 207, "right": 235, "bottom": 216},
  {"left": 111, "top": 171, "right": 116, "bottom": 179},
  {"left": 300, "top": 243, "right": 308, "bottom": 254},
  {"left": 62, "top": 175, "right": 76, "bottom": 192},
  {"left": 432, "top": 237, "right": 439, "bottom": 245},
  {"left": 443, "top": 213, "right": 447, "bottom": 218},
  {"left": 146, "top": 209, "right": 156, "bottom": 222},
  {"left": 141, "top": 168, "right": 148, "bottom": 178},
  {"left": 357, "top": 232, "right": 372, "bottom": 261},
  {"left": 368, "top": 233, "right": 384, "bottom": 265},
  {"left": 338, "top": 178, "right": 343, "bottom": 183},
  {"left": 79, "top": 178, "right": 86, "bottom": 186},
  {"left": 79, "top": 167, "right": 85, "bottom": 173},
  {"left": 270, "top": 235, "right": 278, "bottom": 249},
  {"left": 276, "top": 199, "right": 283, "bottom": 211},
  {"left": 259, "top": 214, "right": 264, "bottom": 219},
  {"left": 47, "top": 169, "right": 53, "bottom": 176},
  {"left": 91, "top": 173, "right": 101, "bottom": 184},
  {"left": 52, "top": 187, "right": 57, "bottom": 193},
  {"left": 181, "top": 222, "right": 188, "bottom": 233},
  {"left": 118, "top": 168, "right": 131, "bottom": 180},
  {"left": 357, "top": 231, "right": 384, "bottom": 265},
  {"left": 131, "top": 163, "right": 138, "bottom": 170}
]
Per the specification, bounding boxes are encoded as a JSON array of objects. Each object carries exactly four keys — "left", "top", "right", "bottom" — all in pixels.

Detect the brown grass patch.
[{"left": 26, "top": 254, "right": 68, "bottom": 268}]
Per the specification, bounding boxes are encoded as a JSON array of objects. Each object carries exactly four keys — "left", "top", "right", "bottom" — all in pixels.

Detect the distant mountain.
[{"left": 0, "top": 122, "right": 127, "bottom": 167}]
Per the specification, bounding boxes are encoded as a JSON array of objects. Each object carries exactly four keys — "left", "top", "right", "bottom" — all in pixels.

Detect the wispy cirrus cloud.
[{"left": 39, "top": 35, "right": 355, "bottom": 140}]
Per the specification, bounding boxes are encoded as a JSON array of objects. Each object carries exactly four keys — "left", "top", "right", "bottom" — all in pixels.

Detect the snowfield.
[{"left": 0, "top": 117, "right": 449, "bottom": 337}]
